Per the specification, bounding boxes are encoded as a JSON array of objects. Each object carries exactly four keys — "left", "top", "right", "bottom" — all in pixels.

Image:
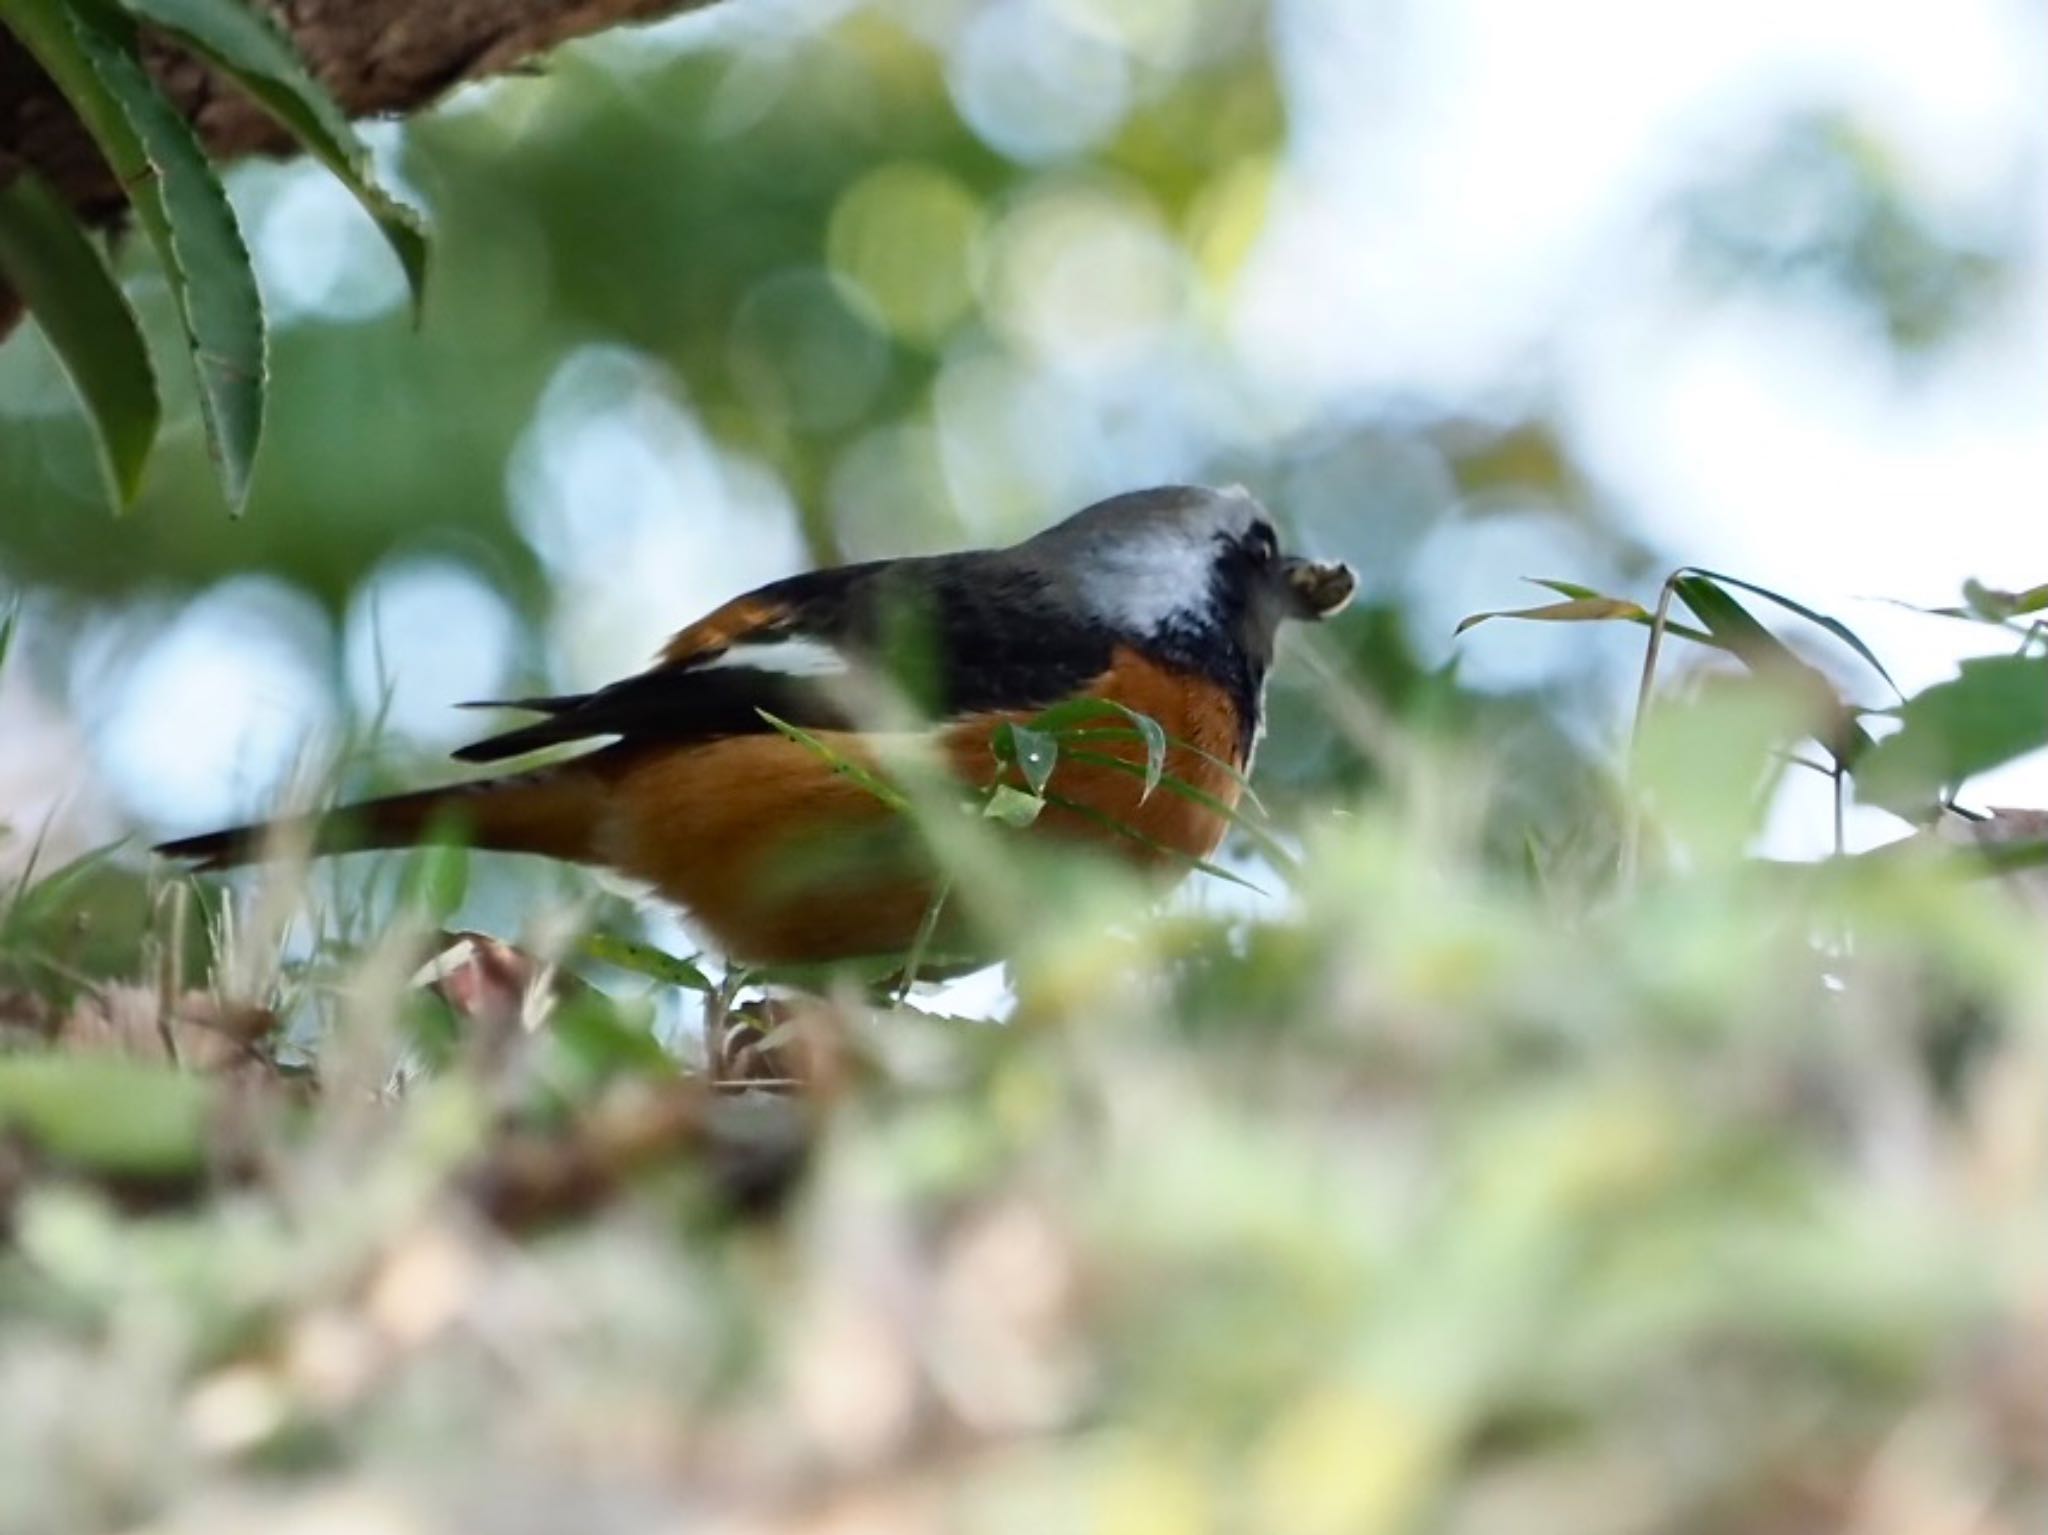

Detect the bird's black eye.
[{"left": 1247, "top": 520, "right": 1279, "bottom": 562}]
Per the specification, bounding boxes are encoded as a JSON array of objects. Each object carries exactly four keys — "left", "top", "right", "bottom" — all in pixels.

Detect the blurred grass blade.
[
  {"left": 581, "top": 932, "right": 714, "bottom": 993},
  {"left": 1059, "top": 748, "right": 1300, "bottom": 879},
  {"left": 1855, "top": 654, "right": 2048, "bottom": 815},
  {"left": 0, "top": 0, "right": 265, "bottom": 511},
  {"left": 1673, "top": 575, "right": 1875, "bottom": 769},
  {"left": 757, "top": 710, "right": 911, "bottom": 813},
  {"left": 0, "top": 1055, "right": 211, "bottom": 1176},
  {"left": 398, "top": 838, "right": 469, "bottom": 922},
  {"left": 113, "top": 0, "right": 429, "bottom": 312},
  {"left": 0, "top": 603, "right": 17, "bottom": 675},
  {"left": 1682, "top": 566, "right": 1902, "bottom": 699},
  {"left": 1040, "top": 791, "right": 1264, "bottom": 894},
  {"left": 0, "top": 170, "right": 159, "bottom": 509}
]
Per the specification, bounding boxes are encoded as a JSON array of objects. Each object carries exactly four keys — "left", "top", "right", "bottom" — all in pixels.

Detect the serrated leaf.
[
  {"left": 992, "top": 721, "right": 1058, "bottom": 795},
  {"left": 982, "top": 784, "right": 1046, "bottom": 828},
  {"left": 580, "top": 932, "right": 714, "bottom": 993},
  {"left": 0, "top": 170, "right": 159, "bottom": 508},
  {"left": 1456, "top": 596, "right": 1650, "bottom": 635},
  {"left": 1, "top": 0, "right": 266, "bottom": 510},
  {"left": 1855, "top": 654, "right": 2048, "bottom": 815},
  {"left": 1673, "top": 575, "right": 1874, "bottom": 769},
  {"left": 113, "top": 0, "right": 429, "bottom": 312}
]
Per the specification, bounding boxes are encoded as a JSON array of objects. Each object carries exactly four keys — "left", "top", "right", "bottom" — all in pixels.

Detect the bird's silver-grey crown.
[{"left": 1020, "top": 483, "right": 1268, "bottom": 634}]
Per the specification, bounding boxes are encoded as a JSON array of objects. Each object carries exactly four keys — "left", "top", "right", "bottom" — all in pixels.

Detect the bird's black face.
[{"left": 1216, "top": 515, "right": 1357, "bottom": 669}]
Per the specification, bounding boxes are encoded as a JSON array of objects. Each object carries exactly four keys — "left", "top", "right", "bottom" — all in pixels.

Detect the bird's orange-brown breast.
[{"left": 598, "top": 646, "right": 1249, "bottom": 964}]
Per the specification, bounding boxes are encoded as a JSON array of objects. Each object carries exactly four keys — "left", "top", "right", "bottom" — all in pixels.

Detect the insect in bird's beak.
[{"left": 1281, "top": 556, "right": 1357, "bottom": 620}]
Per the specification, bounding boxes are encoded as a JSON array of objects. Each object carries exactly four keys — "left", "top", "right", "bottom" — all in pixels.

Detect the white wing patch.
[{"left": 690, "top": 633, "right": 850, "bottom": 678}]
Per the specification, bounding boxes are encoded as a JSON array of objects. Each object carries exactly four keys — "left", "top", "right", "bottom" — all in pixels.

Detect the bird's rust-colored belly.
[{"left": 603, "top": 648, "right": 1247, "bottom": 964}]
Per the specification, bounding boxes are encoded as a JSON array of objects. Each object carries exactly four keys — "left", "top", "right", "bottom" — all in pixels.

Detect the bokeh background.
[{"left": 2, "top": 0, "right": 2044, "bottom": 888}]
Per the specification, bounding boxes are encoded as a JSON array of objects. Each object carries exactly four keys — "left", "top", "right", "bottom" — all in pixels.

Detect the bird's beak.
[{"left": 1280, "top": 556, "right": 1357, "bottom": 620}]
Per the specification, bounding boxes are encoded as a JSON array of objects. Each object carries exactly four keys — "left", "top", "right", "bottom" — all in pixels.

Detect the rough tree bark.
[{"left": 0, "top": 0, "right": 725, "bottom": 331}]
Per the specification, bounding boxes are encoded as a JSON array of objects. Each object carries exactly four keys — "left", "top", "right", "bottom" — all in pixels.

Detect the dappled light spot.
[
  {"left": 91, "top": 577, "right": 336, "bottom": 834},
  {"left": 343, "top": 556, "right": 520, "bottom": 748},
  {"left": 728, "top": 268, "right": 892, "bottom": 434},
  {"left": 983, "top": 178, "right": 1191, "bottom": 377},
  {"left": 507, "top": 345, "right": 809, "bottom": 685},
  {"left": 251, "top": 163, "right": 410, "bottom": 326},
  {"left": 827, "top": 162, "right": 986, "bottom": 346},
  {"left": 947, "top": 0, "right": 1133, "bottom": 164}
]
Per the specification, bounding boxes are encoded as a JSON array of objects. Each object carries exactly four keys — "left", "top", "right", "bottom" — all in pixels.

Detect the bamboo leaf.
[
  {"left": 0, "top": 170, "right": 159, "bottom": 508},
  {"left": 1029, "top": 698, "right": 1167, "bottom": 799},
  {"left": 992, "top": 721, "right": 1058, "bottom": 795},
  {"left": 1680, "top": 565, "right": 1902, "bottom": 699},
  {"left": 580, "top": 932, "right": 714, "bottom": 994},
  {"left": 1673, "top": 575, "right": 1875, "bottom": 769},
  {"left": 113, "top": 0, "right": 429, "bottom": 311},
  {"left": 1456, "top": 596, "right": 1650, "bottom": 635}
]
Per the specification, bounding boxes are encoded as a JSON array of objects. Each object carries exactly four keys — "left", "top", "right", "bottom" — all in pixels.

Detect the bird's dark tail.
[{"left": 154, "top": 771, "right": 603, "bottom": 873}]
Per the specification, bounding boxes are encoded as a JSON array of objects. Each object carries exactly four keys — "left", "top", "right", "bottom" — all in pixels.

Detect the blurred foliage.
[
  {"left": 2, "top": 641, "right": 2048, "bottom": 1530},
  {"left": 1677, "top": 108, "right": 2020, "bottom": 356}
]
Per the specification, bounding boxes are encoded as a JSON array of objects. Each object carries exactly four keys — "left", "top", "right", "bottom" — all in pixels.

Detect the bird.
[{"left": 157, "top": 485, "right": 1356, "bottom": 966}]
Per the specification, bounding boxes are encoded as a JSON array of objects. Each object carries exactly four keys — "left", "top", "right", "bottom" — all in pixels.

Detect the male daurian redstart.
[{"left": 158, "top": 485, "right": 1356, "bottom": 964}]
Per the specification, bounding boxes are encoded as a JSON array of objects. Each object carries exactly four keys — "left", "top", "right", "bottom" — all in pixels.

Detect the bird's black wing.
[{"left": 453, "top": 555, "right": 1118, "bottom": 765}]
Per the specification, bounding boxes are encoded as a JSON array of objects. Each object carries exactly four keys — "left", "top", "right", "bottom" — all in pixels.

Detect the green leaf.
[
  {"left": 1856, "top": 654, "right": 2048, "bottom": 815},
  {"left": 982, "top": 784, "right": 1046, "bottom": 828},
  {"left": 1, "top": 0, "right": 266, "bottom": 510},
  {"left": 1030, "top": 698, "right": 1167, "bottom": 800},
  {"left": 580, "top": 932, "right": 715, "bottom": 994},
  {"left": 112, "top": 0, "right": 429, "bottom": 312},
  {"left": 0, "top": 170, "right": 159, "bottom": 508},
  {"left": 1673, "top": 575, "right": 1875, "bottom": 769},
  {"left": 0, "top": 603, "right": 17, "bottom": 675},
  {"left": 992, "top": 721, "right": 1058, "bottom": 794},
  {"left": 1680, "top": 566, "right": 1902, "bottom": 699},
  {"left": 1961, "top": 579, "right": 2048, "bottom": 623},
  {"left": 1456, "top": 595, "right": 1650, "bottom": 634},
  {"left": 0, "top": 1054, "right": 211, "bottom": 1175},
  {"left": 1056, "top": 724, "right": 1268, "bottom": 812}
]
